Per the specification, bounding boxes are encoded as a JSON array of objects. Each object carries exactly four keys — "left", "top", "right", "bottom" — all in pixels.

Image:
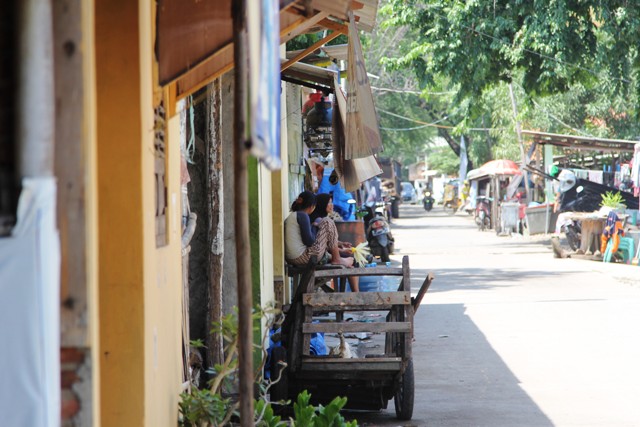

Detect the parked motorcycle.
[
  {"left": 362, "top": 205, "right": 394, "bottom": 262},
  {"left": 562, "top": 220, "right": 582, "bottom": 251},
  {"left": 475, "top": 196, "right": 492, "bottom": 231},
  {"left": 423, "top": 191, "right": 434, "bottom": 211}
]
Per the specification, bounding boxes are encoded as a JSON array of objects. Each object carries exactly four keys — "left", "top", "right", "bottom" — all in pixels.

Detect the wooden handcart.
[{"left": 272, "top": 256, "right": 433, "bottom": 420}]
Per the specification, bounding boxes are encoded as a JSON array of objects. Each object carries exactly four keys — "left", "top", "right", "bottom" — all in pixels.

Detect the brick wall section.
[{"left": 61, "top": 347, "right": 85, "bottom": 424}]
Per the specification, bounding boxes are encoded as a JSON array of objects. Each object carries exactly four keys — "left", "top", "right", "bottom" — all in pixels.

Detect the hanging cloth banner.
[
  {"left": 333, "top": 76, "right": 382, "bottom": 191},
  {"left": 459, "top": 135, "right": 468, "bottom": 182},
  {"left": 249, "top": 0, "right": 282, "bottom": 170},
  {"left": 345, "top": 11, "right": 383, "bottom": 160}
]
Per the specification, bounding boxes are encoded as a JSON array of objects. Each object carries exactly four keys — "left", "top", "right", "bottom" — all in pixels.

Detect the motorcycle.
[
  {"left": 423, "top": 191, "right": 434, "bottom": 211},
  {"left": 559, "top": 219, "right": 582, "bottom": 251},
  {"left": 362, "top": 205, "right": 394, "bottom": 262},
  {"left": 475, "top": 196, "right": 492, "bottom": 231}
]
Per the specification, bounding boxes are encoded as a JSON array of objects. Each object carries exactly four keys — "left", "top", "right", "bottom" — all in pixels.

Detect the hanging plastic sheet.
[
  {"left": 249, "top": 0, "right": 281, "bottom": 170},
  {"left": 345, "top": 11, "right": 383, "bottom": 160},
  {"left": 561, "top": 178, "right": 639, "bottom": 212},
  {"left": 333, "top": 76, "right": 382, "bottom": 191},
  {"left": 0, "top": 178, "right": 60, "bottom": 427}
]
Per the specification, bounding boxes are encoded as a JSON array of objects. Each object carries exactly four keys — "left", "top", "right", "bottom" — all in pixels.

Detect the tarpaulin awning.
[
  {"left": 344, "top": 11, "right": 383, "bottom": 160},
  {"left": 467, "top": 159, "right": 522, "bottom": 181},
  {"left": 333, "top": 75, "right": 382, "bottom": 191}
]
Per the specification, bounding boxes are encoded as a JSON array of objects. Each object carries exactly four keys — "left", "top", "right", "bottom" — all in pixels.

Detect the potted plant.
[{"left": 600, "top": 191, "right": 626, "bottom": 215}]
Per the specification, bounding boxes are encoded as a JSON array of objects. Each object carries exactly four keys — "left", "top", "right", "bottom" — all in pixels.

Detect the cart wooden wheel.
[
  {"left": 394, "top": 358, "right": 415, "bottom": 420},
  {"left": 270, "top": 346, "right": 288, "bottom": 403}
]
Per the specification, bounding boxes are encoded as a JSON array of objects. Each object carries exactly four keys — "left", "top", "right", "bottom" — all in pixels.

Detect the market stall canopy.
[
  {"left": 521, "top": 130, "right": 637, "bottom": 153},
  {"left": 158, "top": 0, "right": 379, "bottom": 99},
  {"left": 467, "top": 159, "right": 522, "bottom": 181}
]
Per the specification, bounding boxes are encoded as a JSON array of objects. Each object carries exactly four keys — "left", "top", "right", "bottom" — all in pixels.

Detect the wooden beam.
[
  {"left": 302, "top": 321, "right": 411, "bottom": 334},
  {"left": 317, "top": 17, "right": 349, "bottom": 33},
  {"left": 303, "top": 291, "right": 411, "bottom": 307},
  {"left": 314, "top": 266, "right": 403, "bottom": 278},
  {"left": 281, "top": 30, "right": 345, "bottom": 71},
  {"left": 232, "top": 0, "right": 254, "bottom": 424},
  {"left": 280, "top": 11, "right": 330, "bottom": 44},
  {"left": 174, "top": 43, "right": 234, "bottom": 100}
]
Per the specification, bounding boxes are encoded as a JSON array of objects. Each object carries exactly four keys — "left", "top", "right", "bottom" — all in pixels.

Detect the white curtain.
[{"left": 0, "top": 178, "right": 60, "bottom": 427}]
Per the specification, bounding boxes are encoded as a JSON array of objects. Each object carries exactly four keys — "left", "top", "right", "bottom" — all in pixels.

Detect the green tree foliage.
[
  {"left": 375, "top": 0, "right": 640, "bottom": 164},
  {"left": 425, "top": 146, "right": 461, "bottom": 175},
  {"left": 380, "top": 0, "right": 639, "bottom": 98}
]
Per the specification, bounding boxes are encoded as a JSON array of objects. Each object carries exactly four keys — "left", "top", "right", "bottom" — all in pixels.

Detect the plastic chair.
[{"left": 603, "top": 237, "right": 635, "bottom": 263}]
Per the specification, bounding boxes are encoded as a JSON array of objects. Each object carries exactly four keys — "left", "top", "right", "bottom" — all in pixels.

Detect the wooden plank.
[
  {"left": 303, "top": 321, "right": 411, "bottom": 334},
  {"left": 54, "top": 0, "right": 88, "bottom": 346},
  {"left": 175, "top": 44, "right": 234, "bottom": 100},
  {"left": 300, "top": 358, "right": 402, "bottom": 372},
  {"left": 412, "top": 273, "right": 434, "bottom": 313},
  {"left": 303, "top": 291, "right": 410, "bottom": 307},
  {"left": 400, "top": 256, "right": 412, "bottom": 360},
  {"left": 281, "top": 30, "right": 344, "bottom": 71},
  {"left": 280, "top": 11, "right": 330, "bottom": 44},
  {"left": 302, "top": 356, "right": 401, "bottom": 363},
  {"left": 314, "top": 266, "right": 403, "bottom": 278},
  {"left": 317, "top": 17, "right": 349, "bottom": 34}
]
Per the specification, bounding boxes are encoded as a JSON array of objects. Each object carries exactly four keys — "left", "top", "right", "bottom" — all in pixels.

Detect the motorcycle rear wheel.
[{"left": 565, "top": 228, "right": 581, "bottom": 251}]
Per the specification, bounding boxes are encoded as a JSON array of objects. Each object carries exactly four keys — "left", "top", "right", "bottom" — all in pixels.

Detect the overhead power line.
[
  {"left": 377, "top": 107, "right": 504, "bottom": 131},
  {"left": 371, "top": 86, "right": 455, "bottom": 95}
]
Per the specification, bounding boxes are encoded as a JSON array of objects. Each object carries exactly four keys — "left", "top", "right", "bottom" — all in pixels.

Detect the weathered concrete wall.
[{"left": 186, "top": 88, "right": 209, "bottom": 354}]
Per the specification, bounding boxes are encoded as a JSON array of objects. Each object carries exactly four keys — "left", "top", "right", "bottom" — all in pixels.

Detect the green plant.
[
  {"left": 601, "top": 191, "right": 625, "bottom": 208},
  {"left": 178, "top": 306, "right": 359, "bottom": 426},
  {"left": 292, "top": 390, "right": 357, "bottom": 427}
]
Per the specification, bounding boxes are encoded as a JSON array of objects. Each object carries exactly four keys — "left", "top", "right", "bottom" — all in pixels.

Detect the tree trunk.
[{"left": 418, "top": 100, "right": 461, "bottom": 156}]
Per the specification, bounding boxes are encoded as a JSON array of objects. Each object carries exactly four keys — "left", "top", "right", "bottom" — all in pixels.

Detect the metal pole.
[
  {"left": 17, "top": 0, "right": 55, "bottom": 178},
  {"left": 508, "top": 83, "right": 530, "bottom": 201},
  {"left": 232, "top": 0, "right": 254, "bottom": 424}
]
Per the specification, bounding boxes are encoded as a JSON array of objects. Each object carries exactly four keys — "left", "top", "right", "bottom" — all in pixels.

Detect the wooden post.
[
  {"left": 232, "top": 0, "right": 254, "bottom": 424},
  {"left": 207, "top": 79, "right": 224, "bottom": 367},
  {"left": 508, "top": 83, "right": 531, "bottom": 201}
]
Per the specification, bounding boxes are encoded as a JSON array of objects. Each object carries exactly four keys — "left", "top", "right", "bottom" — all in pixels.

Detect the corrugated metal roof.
[{"left": 522, "top": 130, "right": 637, "bottom": 153}]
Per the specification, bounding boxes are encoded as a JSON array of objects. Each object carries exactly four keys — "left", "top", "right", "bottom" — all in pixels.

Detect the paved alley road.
[{"left": 350, "top": 204, "right": 640, "bottom": 427}]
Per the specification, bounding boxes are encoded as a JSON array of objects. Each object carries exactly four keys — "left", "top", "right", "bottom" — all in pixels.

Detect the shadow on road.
[
  {"left": 345, "top": 304, "right": 554, "bottom": 427},
  {"left": 408, "top": 267, "right": 584, "bottom": 294}
]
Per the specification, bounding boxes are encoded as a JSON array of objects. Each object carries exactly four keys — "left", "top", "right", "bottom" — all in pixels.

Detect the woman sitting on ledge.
[
  {"left": 285, "top": 191, "right": 354, "bottom": 269},
  {"left": 310, "top": 193, "right": 360, "bottom": 292}
]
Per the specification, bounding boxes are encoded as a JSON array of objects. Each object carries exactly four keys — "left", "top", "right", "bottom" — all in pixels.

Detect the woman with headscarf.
[{"left": 284, "top": 191, "right": 353, "bottom": 268}]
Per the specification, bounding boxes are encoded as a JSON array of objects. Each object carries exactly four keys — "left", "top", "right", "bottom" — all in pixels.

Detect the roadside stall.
[{"left": 466, "top": 159, "right": 522, "bottom": 232}]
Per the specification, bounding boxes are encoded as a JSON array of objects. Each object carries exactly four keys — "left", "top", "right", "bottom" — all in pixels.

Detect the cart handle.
[{"left": 411, "top": 273, "right": 434, "bottom": 313}]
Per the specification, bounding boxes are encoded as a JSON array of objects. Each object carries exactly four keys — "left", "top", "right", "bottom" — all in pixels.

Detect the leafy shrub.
[{"left": 178, "top": 306, "right": 358, "bottom": 426}]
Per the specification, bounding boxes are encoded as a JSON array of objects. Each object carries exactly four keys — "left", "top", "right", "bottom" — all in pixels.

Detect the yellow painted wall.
[
  {"left": 96, "top": 0, "right": 182, "bottom": 425},
  {"left": 140, "top": 2, "right": 183, "bottom": 425}
]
